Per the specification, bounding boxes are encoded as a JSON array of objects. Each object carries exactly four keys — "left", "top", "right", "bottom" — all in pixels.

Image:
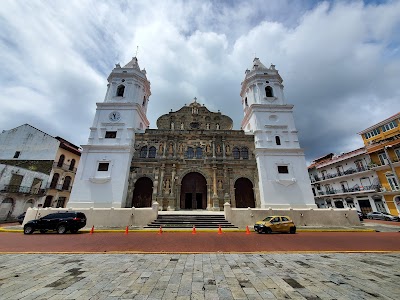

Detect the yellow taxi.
[{"left": 254, "top": 216, "right": 296, "bottom": 234}]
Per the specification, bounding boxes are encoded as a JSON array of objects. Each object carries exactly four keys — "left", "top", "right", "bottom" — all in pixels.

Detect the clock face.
[{"left": 109, "top": 111, "right": 121, "bottom": 122}]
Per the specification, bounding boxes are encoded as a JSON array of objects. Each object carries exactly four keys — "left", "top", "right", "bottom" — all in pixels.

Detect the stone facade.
[{"left": 126, "top": 101, "right": 258, "bottom": 211}]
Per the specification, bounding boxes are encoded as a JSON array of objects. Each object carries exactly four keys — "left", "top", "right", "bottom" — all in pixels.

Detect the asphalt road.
[{"left": 1, "top": 231, "right": 399, "bottom": 253}]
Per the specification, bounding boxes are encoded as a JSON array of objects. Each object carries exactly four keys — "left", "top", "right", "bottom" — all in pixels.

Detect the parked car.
[
  {"left": 254, "top": 216, "right": 296, "bottom": 234},
  {"left": 17, "top": 212, "right": 26, "bottom": 224},
  {"left": 356, "top": 211, "right": 364, "bottom": 221},
  {"left": 23, "top": 212, "right": 87, "bottom": 234},
  {"left": 366, "top": 211, "right": 399, "bottom": 222}
]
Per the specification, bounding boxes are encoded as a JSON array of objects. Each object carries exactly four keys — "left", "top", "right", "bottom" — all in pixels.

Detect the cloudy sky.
[{"left": 0, "top": 0, "right": 399, "bottom": 163}]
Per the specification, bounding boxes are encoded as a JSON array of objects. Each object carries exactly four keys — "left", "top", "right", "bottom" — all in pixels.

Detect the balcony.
[
  {"left": 316, "top": 184, "right": 381, "bottom": 196},
  {"left": 47, "top": 183, "right": 72, "bottom": 192},
  {"left": 53, "top": 161, "right": 77, "bottom": 173},
  {"left": 313, "top": 166, "right": 371, "bottom": 183},
  {"left": 0, "top": 184, "right": 46, "bottom": 196}
]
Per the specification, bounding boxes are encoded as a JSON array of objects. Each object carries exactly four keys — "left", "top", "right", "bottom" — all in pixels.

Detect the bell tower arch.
[
  {"left": 69, "top": 57, "right": 151, "bottom": 208},
  {"left": 241, "top": 58, "right": 316, "bottom": 209}
]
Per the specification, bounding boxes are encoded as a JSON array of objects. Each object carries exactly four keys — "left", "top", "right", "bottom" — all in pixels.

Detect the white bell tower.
[
  {"left": 241, "top": 58, "right": 316, "bottom": 208},
  {"left": 69, "top": 57, "right": 150, "bottom": 208}
]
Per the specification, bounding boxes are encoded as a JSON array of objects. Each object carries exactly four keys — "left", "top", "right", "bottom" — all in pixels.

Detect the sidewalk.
[{"left": 1, "top": 222, "right": 399, "bottom": 233}]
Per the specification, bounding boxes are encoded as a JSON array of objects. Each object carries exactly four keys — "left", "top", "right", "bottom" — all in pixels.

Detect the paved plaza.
[{"left": 0, "top": 253, "right": 399, "bottom": 300}]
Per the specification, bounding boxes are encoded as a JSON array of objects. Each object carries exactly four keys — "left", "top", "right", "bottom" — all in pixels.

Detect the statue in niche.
[
  {"left": 171, "top": 122, "right": 174, "bottom": 130},
  {"left": 168, "top": 143, "right": 174, "bottom": 155},
  {"left": 206, "top": 144, "right": 211, "bottom": 153},
  {"left": 217, "top": 144, "right": 221, "bottom": 153},
  {"left": 158, "top": 143, "right": 163, "bottom": 154},
  {"left": 206, "top": 123, "right": 210, "bottom": 130},
  {"left": 218, "top": 180, "right": 223, "bottom": 189},
  {"left": 164, "top": 179, "right": 171, "bottom": 195},
  {"left": 216, "top": 123, "right": 220, "bottom": 130},
  {"left": 178, "top": 143, "right": 183, "bottom": 153},
  {"left": 226, "top": 144, "right": 230, "bottom": 154},
  {"left": 180, "top": 122, "right": 184, "bottom": 130}
]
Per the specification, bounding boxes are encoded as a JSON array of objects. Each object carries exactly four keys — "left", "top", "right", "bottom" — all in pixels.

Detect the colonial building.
[
  {"left": 69, "top": 57, "right": 316, "bottom": 210},
  {"left": 0, "top": 124, "right": 81, "bottom": 221},
  {"left": 358, "top": 112, "right": 400, "bottom": 215},
  {"left": 308, "top": 148, "right": 386, "bottom": 216}
]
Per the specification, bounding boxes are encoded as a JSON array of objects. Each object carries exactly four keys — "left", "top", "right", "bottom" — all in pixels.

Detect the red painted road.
[{"left": 0, "top": 231, "right": 399, "bottom": 253}]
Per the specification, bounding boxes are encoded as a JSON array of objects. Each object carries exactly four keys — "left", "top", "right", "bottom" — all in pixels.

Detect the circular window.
[{"left": 190, "top": 122, "right": 200, "bottom": 129}]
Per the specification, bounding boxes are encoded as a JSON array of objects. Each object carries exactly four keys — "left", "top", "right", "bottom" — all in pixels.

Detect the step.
[{"left": 146, "top": 214, "right": 238, "bottom": 229}]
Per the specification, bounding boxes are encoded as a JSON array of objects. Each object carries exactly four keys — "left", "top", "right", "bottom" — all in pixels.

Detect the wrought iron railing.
[
  {"left": 0, "top": 184, "right": 46, "bottom": 196},
  {"left": 46, "top": 183, "right": 72, "bottom": 192},
  {"left": 317, "top": 184, "right": 381, "bottom": 196},
  {"left": 313, "top": 166, "right": 370, "bottom": 182},
  {"left": 53, "top": 161, "right": 77, "bottom": 173}
]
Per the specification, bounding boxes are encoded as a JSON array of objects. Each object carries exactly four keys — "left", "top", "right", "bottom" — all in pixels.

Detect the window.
[
  {"left": 195, "top": 147, "right": 203, "bottom": 159},
  {"left": 265, "top": 86, "right": 273, "bottom": 97},
  {"left": 364, "top": 128, "right": 380, "bottom": 139},
  {"left": 245, "top": 97, "right": 248, "bottom": 106},
  {"left": 241, "top": 147, "right": 249, "bottom": 159},
  {"left": 142, "top": 96, "right": 146, "bottom": 106},
  {"left": 386, "top": 173, "right": 399, "bottom": 191},
  {"left": 62, "top": 176, "right": 71, "bottom": 190},
  {"left": 105, "top": 131, "right": 117, "bottom": 138},
  {"left": 281, "top": 217, "right": 289, "bottom": 222},
  {"left": 13, "top": 151, "right": 20, "bottom": 158},
  {"left": 98, "top": 163, "right": 109, "bottom": 171},
  {"left": 57, "top": 154, "right": 65, "bottom": 167},
  {"left": 50, "top": 173, "right": 59, "bottom": 189},
  {"left": 395, "top": 148, "right": 400, "bottom": 161},
  {"left": 275, "top": 136, "right": 281, "bottom": 145},
  {"left": 378, "top": 153, "right": 387, "bottom": 165},
  {"left": 140, "top": 146, "right": 148, "bottom": 158},
  {"left": 278, "top": 166, "right": 289, "bottom": 174},
  {"left": 56, "top": 197, "right": 66, "bottom": 208},
  {"left": 186, "top": 147, "right": 194, "bottom": 159},
  {"left": 116, "top": 85, "right": 125, "bottom": 97},
  {"left": 69, "top": 159, "right": 76, "bottom": 171},
  {"left": 233, "top": 147, "right": 240, "bottom": 159},
  {"left": 382, "top": 121, "right": 397, "bottom": 132},
  {"left": 148, "top": 146, "right": 156, "bottom": 158}
]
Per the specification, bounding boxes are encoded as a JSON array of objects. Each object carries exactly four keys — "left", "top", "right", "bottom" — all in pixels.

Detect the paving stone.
[{"left": 0, "top": 253, "right": 399, "bottom": 300}]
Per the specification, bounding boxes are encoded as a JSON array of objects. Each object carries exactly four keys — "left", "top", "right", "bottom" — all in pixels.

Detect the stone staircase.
[{"left": 145, "top": 213, "right": 237, "bottom": 229}]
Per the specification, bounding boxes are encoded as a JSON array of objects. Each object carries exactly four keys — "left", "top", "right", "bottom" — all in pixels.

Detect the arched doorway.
[
  {"left": 180, "top": 172, "right": 207, "bottom": 209},
  {"left": 0, "top": 198, "right": 14, "bottom": 220},
  {"left": 23, "top": 199, "right": 35, "bottom": 212},
  {"left": 132, "top": 177, "right": 153, "bottom": 207},
  {"left": 234, "top": 178, "right": 255, "bottom": 208}
]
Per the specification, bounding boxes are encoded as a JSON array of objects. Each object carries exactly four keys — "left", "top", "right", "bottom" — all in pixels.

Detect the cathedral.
[{"left": 68, "top": 57, "right": 316, "bottom": 211}]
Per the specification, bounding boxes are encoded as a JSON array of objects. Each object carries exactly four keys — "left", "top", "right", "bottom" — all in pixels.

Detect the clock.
[{"left": 109, "top": 111, "right": 121, "bottom": 122}]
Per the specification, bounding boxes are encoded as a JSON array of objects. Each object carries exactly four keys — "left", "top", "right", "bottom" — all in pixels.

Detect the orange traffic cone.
[
  {"left": 158, "top": 225, "right": 163, "bottom": 235},
  {"left": 192, "top": 225, "right": 196, "bottom": 234},
  {"left": 90, "top": 225, "right": 94, "bottom": 234},
  {"left": 218, "top": 225, "right": 223, "bottom": 235},
  {"left": 125, "top": 226, "right": 129, "bottom": 235},
  {"left": 245, "top": 225, "right": 250, "bottom": 235}
]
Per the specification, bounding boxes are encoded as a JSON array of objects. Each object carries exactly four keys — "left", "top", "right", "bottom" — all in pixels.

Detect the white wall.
[{"left": 0, "top": 124, "right": 59, "bottom": 160}]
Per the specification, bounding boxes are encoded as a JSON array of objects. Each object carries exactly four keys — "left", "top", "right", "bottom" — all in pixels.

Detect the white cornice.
[{"left": 254, "top": 148, "right": 305, "bottom": 156}]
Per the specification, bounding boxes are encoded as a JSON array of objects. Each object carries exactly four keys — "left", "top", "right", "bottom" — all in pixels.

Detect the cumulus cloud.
[{"left": 0, "top": 0, "right": 399, "bottom": 161}]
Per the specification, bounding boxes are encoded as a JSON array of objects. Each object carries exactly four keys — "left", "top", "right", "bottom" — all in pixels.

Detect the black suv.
[{"left": 23, "top": 212, "right": 87, "bottom": 234}]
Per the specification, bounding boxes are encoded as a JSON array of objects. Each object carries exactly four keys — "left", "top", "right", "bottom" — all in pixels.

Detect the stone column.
[
  {"left": 222, "top": 138, "right": 226, "bottom": 159},
  {"left": 212, "top": 166, "right": 219, "bottom": 210},
  {"left": 158, "top": 164, "right": 165, "bottom": 196},
  {"left": 212, "top": 138, "right": 216, "bottom": 158},
  {"left": 176, "top": 183, "right": 181, "bottom": 210},
  {"left": 213, "top": 166, "right": 218, "bottom": 197},
  {"left": 162, "top": 141, "right": 167, "bottom": 158},
  {"left": 207, "top": 184, "right": 212, "bottom": 210}
]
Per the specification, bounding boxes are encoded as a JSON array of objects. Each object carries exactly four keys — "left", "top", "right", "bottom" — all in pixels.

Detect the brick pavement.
[{"left": 0, "top": 253, "right": 399, "bottom": 299}]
